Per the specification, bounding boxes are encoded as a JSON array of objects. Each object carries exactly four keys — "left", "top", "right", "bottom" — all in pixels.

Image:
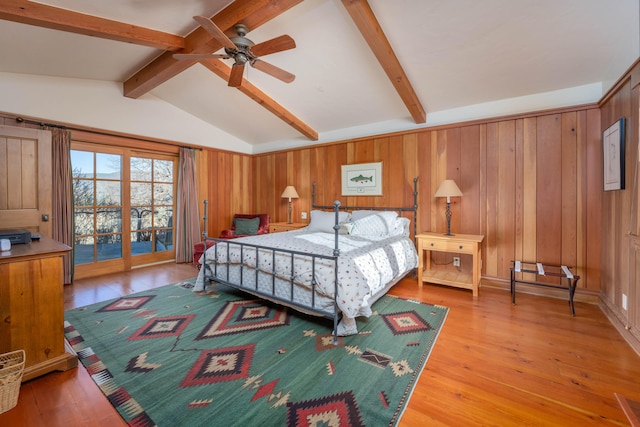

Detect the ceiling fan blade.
[
  {"left": 173, "top": 53, "right": 229, "bottom": 60},
  {"left": 250, "top": 35, "right": 296, "bottom": 57},
  {"left": 228, "top": 63, "right": 245, "bottom": 87},
  {"left": 193, "top": 15, "right": 236, "bottom": 51},
  {"left": 251, "top": 59, "right": 295, "bottom": 83}
]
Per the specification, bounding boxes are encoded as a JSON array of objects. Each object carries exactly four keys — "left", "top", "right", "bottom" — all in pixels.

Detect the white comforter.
[{"left": 194, "top": 229, "right": 418, "bottom": 320}]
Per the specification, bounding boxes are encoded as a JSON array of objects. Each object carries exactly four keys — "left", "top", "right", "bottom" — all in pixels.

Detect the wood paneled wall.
[
  {"left": 0, "top": 104, "right": 604, "bottom": 297},
  {"left": 246, "top": 106, "right": 602, "bottom": 292},
  {"left": 598, "top": 58, "right": 640, "bottom": 352},
  {"left": 201, "top": 149, "right": 255, "bottom": 236}
]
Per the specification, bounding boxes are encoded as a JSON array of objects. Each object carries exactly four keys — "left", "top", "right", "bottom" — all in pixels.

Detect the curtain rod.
[{"left": 14, "top": 117, "right": 202, "bottom": 151}]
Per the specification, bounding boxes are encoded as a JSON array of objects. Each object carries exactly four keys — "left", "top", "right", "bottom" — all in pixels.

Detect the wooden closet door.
[{"left": 0, "top": 126, "right": 52, "bottom": 237}]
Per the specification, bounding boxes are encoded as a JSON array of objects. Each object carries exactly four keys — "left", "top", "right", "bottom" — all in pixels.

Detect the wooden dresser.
[{"left": 0, "top": 236, "right": 77, "bottom": 381}]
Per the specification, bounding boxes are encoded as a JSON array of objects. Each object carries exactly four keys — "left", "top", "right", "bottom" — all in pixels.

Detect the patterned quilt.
[{"left": 194, "top": 229, "right": 418, "bottom": 319}]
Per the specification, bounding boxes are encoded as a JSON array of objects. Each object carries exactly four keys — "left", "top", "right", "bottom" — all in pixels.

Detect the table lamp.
[
  {"left": 434, "top": 179, "right": 463, "bottom": 236},
  {"left": 281, "top": 185, "right": 299, "bottom": 224}
]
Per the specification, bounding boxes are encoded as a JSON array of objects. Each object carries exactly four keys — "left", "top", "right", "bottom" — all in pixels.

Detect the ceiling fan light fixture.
[
  {"left": 234, "top": 52, "right": 249, "bottom": 65},
  {"left": 177, "top": 16, "right": 296, "bottom": 86}
]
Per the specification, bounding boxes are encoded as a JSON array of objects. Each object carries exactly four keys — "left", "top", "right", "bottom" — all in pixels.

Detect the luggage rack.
[{"left": 510, "top": 260, "right": 580, "bottom": 316}]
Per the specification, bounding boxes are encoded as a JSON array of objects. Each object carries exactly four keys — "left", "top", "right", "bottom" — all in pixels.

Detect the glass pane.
[
  {"left": 130, "top": 182, "right": 152, "bottom": 206},
  {"left": 155, "top": 230, "right": 172, "bottom": 251},
  {"left": 131, "top": 157, "right": 152, "bottom": 181},
  {"left": 131, "top": 207, "right": 152, "bottom": 231},
  {"left": 154, "top": 183, "right": 173, "bottom": 205},
  {"left": 97, "top": 208, "right": 122, "bottom": 233},
  {"left": 74, "top": 236, "right": 94, "bottom": 265},
  {"left": 70, "top": 150, "right": 94, "bottom": 178},
  {"left": 74, "top": 208, "right": 95, "bottom": 235},
  {"left": 73, "top": 179, "right": 94, "bottom": 206},
  {"left": 96, "top": 181, "right": 121, "bottom": 206},
  {"left": 154, "top": 160, "right": 173, "bottom": 182},
  {"left": 97, "top": 234, "right": 122, "bottom": 261},
  {"left": 96, "top": 153, "right": 121, "bottom": 180},
  {"left": 154, "top": 208, "right": 173, "bottom": 228},
  {"left": 131, "top": 232, "right": 152, "bottom": 255}
]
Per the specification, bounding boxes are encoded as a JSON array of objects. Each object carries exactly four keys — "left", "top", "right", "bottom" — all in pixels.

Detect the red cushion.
[{"left": 193, "top": 240, "right": 215, "bottom": 266}]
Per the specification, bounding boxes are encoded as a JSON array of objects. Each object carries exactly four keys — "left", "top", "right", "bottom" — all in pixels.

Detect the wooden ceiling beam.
[
  {"left": 341, "top": 0, "right": 426, "bottom": 124},
  {"left": 201, "top": 59, "right": 318, "bottom": 141},
  {"left": 0, "top": 0, "right": 315, "bottom": 140},
  {"left": 0, "top": 0, "right": 184, "bottom": 51},
  {"left": 123, "top": 0, "right": 303, "bottom": 99}
]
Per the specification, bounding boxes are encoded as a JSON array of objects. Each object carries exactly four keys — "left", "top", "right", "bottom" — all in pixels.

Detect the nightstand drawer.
[{"left": 422, "top": 239, "right": 474, "bottom": 254}]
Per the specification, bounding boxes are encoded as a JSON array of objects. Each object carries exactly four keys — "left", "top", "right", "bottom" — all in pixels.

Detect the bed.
[{"left": 194, "top": 179, "right": 419, "bottom": 343}]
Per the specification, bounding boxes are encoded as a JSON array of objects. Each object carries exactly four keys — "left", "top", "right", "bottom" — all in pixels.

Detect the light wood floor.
[{"left": 1, "top": 263, "right": 639, "bottom": 426}]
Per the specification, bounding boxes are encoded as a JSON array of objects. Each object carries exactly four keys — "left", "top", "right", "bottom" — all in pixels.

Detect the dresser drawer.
[{"left": 422, "top": 239, "right": 474, "bottom": 254}]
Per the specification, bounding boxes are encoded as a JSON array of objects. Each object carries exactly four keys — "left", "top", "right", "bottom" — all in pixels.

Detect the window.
[{"left": 72, "top": 150, "right": 123, "bottom": 265}]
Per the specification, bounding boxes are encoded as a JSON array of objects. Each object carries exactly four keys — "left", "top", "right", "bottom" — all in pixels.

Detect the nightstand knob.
[
  {"left": 459, "top": 245, "right": 463, "bottom": 249},
  {"left": 430, "top": 243, "right": 434, "bottom": 247}
]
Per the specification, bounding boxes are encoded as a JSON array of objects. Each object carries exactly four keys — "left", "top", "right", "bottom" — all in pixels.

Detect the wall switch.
[
  {"left": 453, "top": 256, "right": 460, "bottom": 267},
  {"left": 622, "top": 293, "right": 628, "bottom": 311},
  {"left": 301, "top": 211, "right": 307, "bottom": 220}
]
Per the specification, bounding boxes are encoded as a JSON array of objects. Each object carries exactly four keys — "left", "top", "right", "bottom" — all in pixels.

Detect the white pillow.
[
  {"left": 350, "top": 209, "right": 398, "bottom": 222},
  {"left": 350, "top": 211, "right": 399, "bottom": 236},
  {"left": 307, "top": 210, "right": 350, "bottom": 233},
  {"left": 389, "top": 217, "right": 411, "bottom": 237},
  {"left": 349, "top": 210, "right": 375, "bottom": 221}
]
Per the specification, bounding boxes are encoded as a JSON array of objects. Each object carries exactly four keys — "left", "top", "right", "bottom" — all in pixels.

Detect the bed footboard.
[{"left": 202, "top": 201, "right": 342, "bottom": 344}]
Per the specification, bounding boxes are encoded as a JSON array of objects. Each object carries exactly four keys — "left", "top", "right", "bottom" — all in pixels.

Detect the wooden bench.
[{"left": 510, "top": 260, "right": 580, "bottom": 316}]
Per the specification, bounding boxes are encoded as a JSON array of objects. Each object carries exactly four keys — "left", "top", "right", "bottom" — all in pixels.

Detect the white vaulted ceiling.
[{"left": 0, "top": 0, "right": 637, "bottom": 154}]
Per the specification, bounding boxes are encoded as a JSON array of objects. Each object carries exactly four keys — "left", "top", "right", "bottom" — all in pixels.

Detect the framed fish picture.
[{"left": 341, "top": 162, "right": 382, "bottom": 196}]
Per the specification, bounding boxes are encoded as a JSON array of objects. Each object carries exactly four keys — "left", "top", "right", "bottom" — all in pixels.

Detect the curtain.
[
  {"left": 51, "top": 128, "right": 74, "bottom": 283},
  {"left": 175, "top": 147, "right": 201, "bottom": 263}
]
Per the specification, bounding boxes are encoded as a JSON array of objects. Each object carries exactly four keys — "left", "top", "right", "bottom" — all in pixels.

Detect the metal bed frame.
[{"left": 200, "top": 178, "right": 418, "bottom": 344}]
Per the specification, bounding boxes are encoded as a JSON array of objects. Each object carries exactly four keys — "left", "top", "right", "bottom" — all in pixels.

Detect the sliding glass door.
[
  {"left": 71, "top": 143, "right": 176, "bottom": 278},
  {"left": 129, "top": 156, "right": 174, "bottom": 259}
]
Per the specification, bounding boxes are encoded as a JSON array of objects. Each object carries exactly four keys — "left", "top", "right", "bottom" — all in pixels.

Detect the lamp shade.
[
  {"left": 281, "top": 185, "right": 299, "bottom": 200},
  {"left": 434, "top": 180, "right": 463, "bottom": 198}
]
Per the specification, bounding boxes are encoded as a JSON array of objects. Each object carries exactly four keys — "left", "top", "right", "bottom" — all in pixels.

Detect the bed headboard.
[{"left": 311, "top": 177, "right": 419, "bottom": 239}]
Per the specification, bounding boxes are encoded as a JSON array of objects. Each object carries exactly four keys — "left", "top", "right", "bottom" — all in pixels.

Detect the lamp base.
[{"left": 444, "top": 201, "right": 454, "bottom": 236}]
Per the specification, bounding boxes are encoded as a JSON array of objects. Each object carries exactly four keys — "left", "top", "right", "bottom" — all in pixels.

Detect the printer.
[{"left": 0, "top": 229, "right": 32, "bottom": 244}]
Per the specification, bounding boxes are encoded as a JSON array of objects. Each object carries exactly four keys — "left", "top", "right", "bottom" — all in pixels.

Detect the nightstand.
[
  {"left": 269, "top": 222, "right": 307, "bottom": 233},
  {"left": 416, "top": 232, "right": 484, "bottom": 296}
]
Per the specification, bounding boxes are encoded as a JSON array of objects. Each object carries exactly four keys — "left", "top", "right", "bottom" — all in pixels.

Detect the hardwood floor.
[{"left": 1, "top": 263, "right": 639, "bottom": 426}]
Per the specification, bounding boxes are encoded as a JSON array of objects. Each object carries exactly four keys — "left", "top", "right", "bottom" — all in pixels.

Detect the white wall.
[{"left": 0, "top": 72, "right": 252, "bottom": 154}]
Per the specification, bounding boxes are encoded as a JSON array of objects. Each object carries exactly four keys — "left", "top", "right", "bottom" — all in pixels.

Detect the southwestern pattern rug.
[{"left": 64, "top": 279, "right": 448, "bottom": 426}]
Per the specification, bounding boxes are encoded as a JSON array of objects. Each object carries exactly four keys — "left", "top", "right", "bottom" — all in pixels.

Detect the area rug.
[{"left": 64, "top": 279, "right": 448, "bottom": 426}]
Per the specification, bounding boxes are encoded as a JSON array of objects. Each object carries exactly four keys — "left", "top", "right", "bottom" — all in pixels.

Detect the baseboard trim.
[
  {"left": 599, "top": 298, "right": 640, "bottom": 357},
  {"left": 480, "top": 277, "right": 600, "bottom": 304}
]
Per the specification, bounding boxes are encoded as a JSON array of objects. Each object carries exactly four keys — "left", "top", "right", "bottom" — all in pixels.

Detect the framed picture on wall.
[
  {"left": 341, "top": 162, "right": 382, "bottom": 196},
  {"left": 602, "top": 117, "right": 625, "bottom": 191}
]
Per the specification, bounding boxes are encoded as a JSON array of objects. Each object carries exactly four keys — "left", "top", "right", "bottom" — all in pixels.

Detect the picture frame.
[
  {"left": 341, "top": 162, "right": 382, "bottom": 196},
  {"left": 602, "top": 117, "right": 625, "bottom": 191}
]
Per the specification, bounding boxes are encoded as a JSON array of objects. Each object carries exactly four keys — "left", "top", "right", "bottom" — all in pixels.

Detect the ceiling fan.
[{"left": 174, "top": 16, "right": 296, "bottom": 87}]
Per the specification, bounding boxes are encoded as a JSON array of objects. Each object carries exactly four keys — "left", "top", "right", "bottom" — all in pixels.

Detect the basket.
[{"left": 0, "top": 350, "right": 25, "bottom": 414}]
